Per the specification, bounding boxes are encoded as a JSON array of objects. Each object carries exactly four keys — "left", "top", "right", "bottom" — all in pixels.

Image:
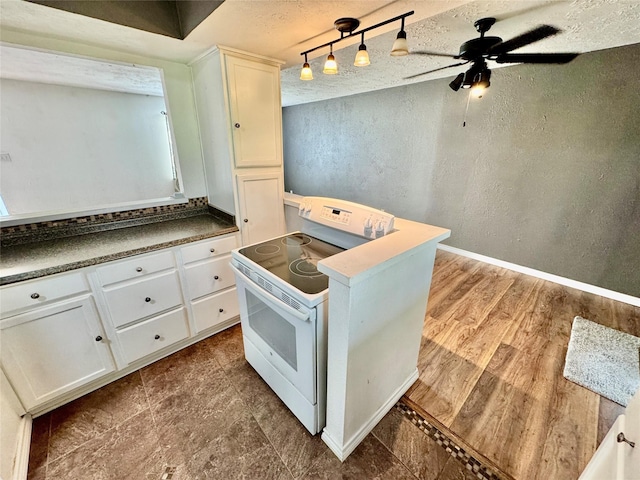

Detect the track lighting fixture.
[
  {"left": 299, "top": 11, "right": 414, "bottom": 81},
  {"left": 354, "top": 32, "right": 370, "bottom": 67},
  {"left": 390, "top": 17, "right": 409, "bottom": 56},
  {"left": 323, "top": 44, "right": 338, "bottom": 74},
  {"left": 300, "top": 53, "right": 313, "bottom": 80}
]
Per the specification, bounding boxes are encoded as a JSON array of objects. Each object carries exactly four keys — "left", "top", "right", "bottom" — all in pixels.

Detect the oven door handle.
[{"left": 230, "top": 264, "right": 312, "bottom": 323}]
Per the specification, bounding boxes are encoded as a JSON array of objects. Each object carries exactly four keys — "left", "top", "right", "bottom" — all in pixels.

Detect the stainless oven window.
[{"left": 246, "top": 290, "right": 298, "bottom": 370}]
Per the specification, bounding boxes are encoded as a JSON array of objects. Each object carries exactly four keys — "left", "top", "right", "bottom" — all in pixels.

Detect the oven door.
[{"left": 231, "top": 264, "right": 317, "bottom": 404}]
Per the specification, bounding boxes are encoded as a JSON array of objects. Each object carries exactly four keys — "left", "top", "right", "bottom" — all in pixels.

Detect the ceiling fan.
[{"left": 406, "top": 17, "right": 579, "bottom": 96}]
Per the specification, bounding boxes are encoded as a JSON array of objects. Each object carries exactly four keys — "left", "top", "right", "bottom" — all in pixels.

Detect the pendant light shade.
[
  {"left": 391, "top": 31, "right": 408, "bottom": 56},
  {"left": 300, "top": 54, "right": 313, "bottom": 80},
  {"left": 323, "top": 46, "right": 338, "bottom": 74},
  {"left": 354, "top": 33, "right": 370, "bottom": 66},
  {"left": 390, "top": 18, "right": 409, "bottom": 56}
]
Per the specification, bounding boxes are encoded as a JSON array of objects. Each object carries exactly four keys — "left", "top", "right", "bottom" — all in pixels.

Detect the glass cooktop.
[{"left": 238, "top": 233, "right": 345, "bottom": 294}]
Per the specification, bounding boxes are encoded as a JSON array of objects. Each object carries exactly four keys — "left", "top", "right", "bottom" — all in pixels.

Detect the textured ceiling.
[{"left": 1, "top": 0, "right": 639, "bottom": 106}]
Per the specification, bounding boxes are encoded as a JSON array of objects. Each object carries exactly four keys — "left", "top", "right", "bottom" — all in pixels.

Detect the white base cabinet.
[
  {"left": 1, "top": 295, "right": 115, "bottom": 411},
  {"left": 0, "top": 232, "right": 240, "bottom": 415}
]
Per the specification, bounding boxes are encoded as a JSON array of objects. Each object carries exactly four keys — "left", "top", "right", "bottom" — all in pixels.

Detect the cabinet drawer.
[
  {"left": 116, "top": 307, "right": 189, "bottom": 364},
  {"left": 96, "top": 251, "right": 176, "bottom": 286},
  {"left": 184, "top": 255, "right": 235, "bottom": 300},
  {"left": 181, "top": 235, "right": 238, "bottom": 264},
  {"left": 0, "top": 272, "right": 88, "bottom": 316},
  {"left": 192, "top": 288, "right": 239, "bottom": 333},
  {"left": 103, "top": 271, "right": 183, "bottom": 328}
]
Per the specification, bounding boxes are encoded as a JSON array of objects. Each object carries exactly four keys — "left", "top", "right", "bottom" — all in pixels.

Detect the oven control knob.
[{"left": 364, "top": 217, "right": 373, "bottom": 237}]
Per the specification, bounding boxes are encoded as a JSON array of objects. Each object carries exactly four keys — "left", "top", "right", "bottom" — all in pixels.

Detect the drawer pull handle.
[
  {"left": 136, "top": 267, "right": 143, "bottom": 272},
  {"left": 210, "top": 248, "right": 215, "bottom": 253},
  {"left": 219, "top": 308, "right": 224, "bottom": 313},
  {"left": 30, "top": 293, "right": 40, "bottom": 299},
  {"left": 154, "top": 334, "right": 160, "bottom": 340},
  {"left": 214, "top": 275, "right": 220, "bottom": 280},
  {"left": 145, "top": 297, "right": 152, "bottom": 303},
  {"left": 234, "top": 123, "right": 240, "bottom": 128},
  {"left": 95, "top": 336, "right": 103, "bottom": 342}
]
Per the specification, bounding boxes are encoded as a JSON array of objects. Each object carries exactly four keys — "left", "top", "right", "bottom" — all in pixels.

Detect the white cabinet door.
[
  {"left": 0, "top": 296, "right": 115, "bottom": 411},
  {"left": 580, "top": 389, "right": 640, "bottom": 479},
  {"left": 225, "top": 55, "right": 282, "bottom": 168},
  {"left": 236, "top": 172, "right": 285, "bottom": 245}
]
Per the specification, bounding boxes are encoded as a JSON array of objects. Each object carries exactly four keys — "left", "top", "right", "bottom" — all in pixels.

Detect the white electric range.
[{"left": 230, "top": 196, "right": 395, "bottom": 434}]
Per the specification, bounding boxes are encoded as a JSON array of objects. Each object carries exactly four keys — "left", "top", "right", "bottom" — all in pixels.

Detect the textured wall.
[{"left": 282, "top": 43, "right": 640, "bottom": 297}]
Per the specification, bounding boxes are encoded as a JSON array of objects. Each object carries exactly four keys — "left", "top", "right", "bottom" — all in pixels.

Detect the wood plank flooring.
[{"left": 405, "top": 250, "right": 640, "bottom": 480}]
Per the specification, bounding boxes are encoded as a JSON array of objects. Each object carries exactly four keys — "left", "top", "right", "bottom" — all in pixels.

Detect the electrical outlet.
[{"left": 0, "top": 153, "right": 12, "bottom": 162}]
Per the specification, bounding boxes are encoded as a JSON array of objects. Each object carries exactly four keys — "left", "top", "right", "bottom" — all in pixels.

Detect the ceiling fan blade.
[
  {"left": 494, "top": 53, "right": 579, "bottom": 64},
  {"left": 404, "top": 61, "right": 470, "bottom": 80},
  {"left": 487, "top": 25, "right": 560, "bottom": 55},
  {"left": 410, "top": 50, "right": 458, "bottom": 58}
]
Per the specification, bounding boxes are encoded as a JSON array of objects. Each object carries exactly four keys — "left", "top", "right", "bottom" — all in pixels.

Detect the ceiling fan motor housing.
[{"left": 458, "top": 36, "right": 502, "bottom": 60}]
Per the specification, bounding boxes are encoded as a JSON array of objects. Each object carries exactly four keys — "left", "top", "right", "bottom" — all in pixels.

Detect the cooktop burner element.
[
  {"left": 238, "top": 233, "right": 344, "bottom": 294},
  {"left": 290, "top": 258, "right": 322, "bottom": 277},
  {"left": 255, "top": 244, "right": 281, "bottom": 255},
  {"left": 283, "top": 233, "right": 312, "bottom": 246}
]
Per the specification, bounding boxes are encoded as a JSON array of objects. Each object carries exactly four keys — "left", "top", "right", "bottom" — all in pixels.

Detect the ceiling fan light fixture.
[
  {"left": 471, "top": 68, "right": 491, "bottom": 98},
  {"left": 391, "top": 18, "right": 409, "bottom": 56},
  {"left": 461, "top": 68, "right": 476, "bottom": 89},
  {"left": 354, "top": 33, "right": 370, "bottom": 66},
  {"left": 449, "top": 72, "right": 464, "bottom": 91}
]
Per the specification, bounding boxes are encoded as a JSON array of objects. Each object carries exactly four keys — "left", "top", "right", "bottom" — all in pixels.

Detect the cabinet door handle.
[
  {"left": 234, "top": 123, "right": 240, "bottom": 128},
  {"left": 210, "top": 248, "right": 215, "bottom": 253},
  {"left": 243, "top": 219, "right": 248, "bottom": 223},
  {"left": 219, "top": 308, "right": 224, "bottom": 313},
  {"left": 30, "top": 293, "right": 40, "bottom": 299},
  {"left": 154, "top": 334, "right": 160, "bottom": 340},
  {"left": 145, "top": 297, "right": 151, "bottom": 303},
  {"left": 214, "top": 275, "right": 219, "bottom": 280},
  {"left": 618, "top": 433, "right": 635, "bottom": 448},
  {"left": 136, "top": 267, "right": 143, "bottom": 272},
  {"left": 95, "top": 336, "right": 103, "bottom": 342}
]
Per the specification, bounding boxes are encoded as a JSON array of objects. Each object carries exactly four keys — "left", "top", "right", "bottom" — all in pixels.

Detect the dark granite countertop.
[{"left": 0, "top": 214, "right": 238, "bottom": 286}]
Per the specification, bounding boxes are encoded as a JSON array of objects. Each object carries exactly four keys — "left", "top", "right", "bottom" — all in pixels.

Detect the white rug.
[{"left": 563, "top": 316, "right": 640, "bottom": 406}]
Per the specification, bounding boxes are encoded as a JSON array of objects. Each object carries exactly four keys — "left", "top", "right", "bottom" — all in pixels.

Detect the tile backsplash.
[{"left": 1, "top": 197, "right": 212, "bottom": 247}]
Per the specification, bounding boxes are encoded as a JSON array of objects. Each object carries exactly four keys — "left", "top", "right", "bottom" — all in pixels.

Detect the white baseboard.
[
  {"left": 437, "top": 244, "right": 640, "bottom": 308},
  {"left": 321, "top": 369, "right": 419, "bottom": 462},
  {"left": 12, "top": 414, "right": 32, "bottom": 480}
]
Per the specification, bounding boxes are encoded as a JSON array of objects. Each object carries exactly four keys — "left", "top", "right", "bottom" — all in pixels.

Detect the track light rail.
[{"left": 300, "top": 11, "right": 414, "bottom": 58}]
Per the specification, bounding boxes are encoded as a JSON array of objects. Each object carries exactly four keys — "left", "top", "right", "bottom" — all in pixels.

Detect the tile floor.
[{"left": 27, "top": 324, "right": 484, "bottom": 480}]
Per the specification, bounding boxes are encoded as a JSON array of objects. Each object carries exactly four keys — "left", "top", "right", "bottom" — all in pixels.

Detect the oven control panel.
[{"left": 298, "top": 196, "right": 395, "bottom": 239}]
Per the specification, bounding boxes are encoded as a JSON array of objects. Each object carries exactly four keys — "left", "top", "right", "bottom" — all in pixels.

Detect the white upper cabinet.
[
  {"left": 190, "top": 46, "right": 286, "bottom": 245},
  {"left": 237, "top": 172, "right": 285, "bottom": 245},
  {"left": 225, "top": 55, "right": 283, "bottom": 168}
]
